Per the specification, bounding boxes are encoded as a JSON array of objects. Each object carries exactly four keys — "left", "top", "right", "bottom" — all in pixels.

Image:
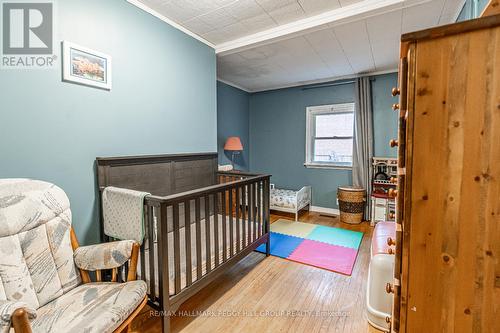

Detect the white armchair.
[{"left": 0, "top": 179, "right": 147, "bottom": 333}]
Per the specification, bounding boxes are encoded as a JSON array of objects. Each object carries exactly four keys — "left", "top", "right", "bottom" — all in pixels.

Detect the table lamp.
[{"left": 224, "top": 136, "right": 243, "bottom": 168}]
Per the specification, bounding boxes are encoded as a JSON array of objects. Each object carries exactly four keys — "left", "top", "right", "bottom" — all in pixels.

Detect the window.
[{"left": 305, "top": 103, "right": 355, "bottom": 168}]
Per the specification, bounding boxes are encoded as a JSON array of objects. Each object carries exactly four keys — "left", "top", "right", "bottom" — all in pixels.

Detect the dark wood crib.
[{"left": 96, "top": 153, "right": 271, "bottom": 332}]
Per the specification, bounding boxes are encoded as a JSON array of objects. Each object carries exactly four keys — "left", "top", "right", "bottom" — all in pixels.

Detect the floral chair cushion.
[
  {"left": 0, "top": 179, "right": 81, "bottom": 310},
  {"left": 31, "top": 281, "right": 146, "bottom": 333}
]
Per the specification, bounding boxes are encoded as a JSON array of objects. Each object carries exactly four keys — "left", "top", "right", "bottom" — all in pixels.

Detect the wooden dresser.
[{"left": 389, "top": 15, "right": 500, "bottom": 333}]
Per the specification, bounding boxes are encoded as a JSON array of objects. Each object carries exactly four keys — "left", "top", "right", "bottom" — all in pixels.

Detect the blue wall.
[
  {"left": 457, "top": 0, "right": 489, "bottom": 21},
  {"left": 373, "top": 73, "right": 399, "bottom": 157},
  {"left": 457, "top": 1, "right": 470, "bottom": 21},
  {"left": 217, "top": 81, "right": 250, "bottom": 170},
  {"left": 249, "top": 81, "right": 354, "bottom": 210},
  {"left": 248, "top": 73, "right": 398, "bottom": 209},
  {"left": 0, "top": 0, "right": 217, "bottom": 244}
]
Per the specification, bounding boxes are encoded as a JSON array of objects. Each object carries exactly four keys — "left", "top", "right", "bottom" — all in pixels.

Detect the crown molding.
[
  {"left": 126, "top": 0, "right": 215, "bottom": 49},
  {"left": 216, "top": 78, "right": 251, "bottom": 93}
]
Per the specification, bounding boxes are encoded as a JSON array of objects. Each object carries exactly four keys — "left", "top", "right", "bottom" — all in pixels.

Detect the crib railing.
[
  {"left": 218, "top": 170, "right": 261, "bottom": 183},
  {"left": 140, "top": 172, "right": 271, "bottom": 310}
]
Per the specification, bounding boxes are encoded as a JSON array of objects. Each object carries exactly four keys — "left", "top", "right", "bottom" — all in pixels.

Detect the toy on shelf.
[{"left": 370, "top": 157, "right": 397, "bottom": 226}]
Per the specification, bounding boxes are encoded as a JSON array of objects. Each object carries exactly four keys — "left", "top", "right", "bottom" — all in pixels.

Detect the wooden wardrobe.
[{"left": 389, "top": 15, "right": 500, "bottom": 333}]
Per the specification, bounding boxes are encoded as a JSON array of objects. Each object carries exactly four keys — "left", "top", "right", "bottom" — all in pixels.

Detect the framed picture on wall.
[{"left": 62, "top": 41, "right": 112, "bottom": 90}]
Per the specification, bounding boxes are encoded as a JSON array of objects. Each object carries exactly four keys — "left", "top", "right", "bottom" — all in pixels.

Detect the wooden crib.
[{"left": 96, "top": 153, "right": 271, "bottom": 332}]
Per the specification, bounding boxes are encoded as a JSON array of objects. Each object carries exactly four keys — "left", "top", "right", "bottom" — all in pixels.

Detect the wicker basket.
[{"left": 338, "top": 186, "right": 366, "bottom": 224}]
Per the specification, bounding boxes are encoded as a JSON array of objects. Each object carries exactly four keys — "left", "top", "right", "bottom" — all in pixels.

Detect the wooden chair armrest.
[
  {"left": 70, "top": 228, "right": 91, "bottom": 283},
  {"left": 11, "top": 308, "right": 32, "bottom": 333},
  {"left": 126, "top": 242, "right": 140, "bottom": 281},
  {"left": 71, "top": 227, "right": 141, "bottom": 283}
]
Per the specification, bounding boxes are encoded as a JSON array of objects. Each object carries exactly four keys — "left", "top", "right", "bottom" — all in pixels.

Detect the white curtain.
[{"left": 352, "top": 77, "right": 374, "bottom": 220}]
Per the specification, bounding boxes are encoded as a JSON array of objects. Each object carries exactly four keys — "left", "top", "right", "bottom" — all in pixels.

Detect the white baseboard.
[{"left": 310, "top": 206, "right": 340, "bottom": 215}]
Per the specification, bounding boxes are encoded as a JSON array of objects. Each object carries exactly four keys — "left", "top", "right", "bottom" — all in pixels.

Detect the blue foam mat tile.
[{"left": 256, "top": 232, "right": 304, "bottom": 258}]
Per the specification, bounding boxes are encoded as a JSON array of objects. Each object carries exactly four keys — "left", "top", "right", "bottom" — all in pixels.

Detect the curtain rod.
[
  {"left": 301, "top": 77, "right": 377, "bottom": 91},
  {"left": 302, "top": 80, "right": 355, "bottom": 90}
]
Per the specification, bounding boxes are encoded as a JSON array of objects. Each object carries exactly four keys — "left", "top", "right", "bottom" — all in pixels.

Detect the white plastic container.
[{"left": 366, "top": 254, "right": 394, "bottom": 332}]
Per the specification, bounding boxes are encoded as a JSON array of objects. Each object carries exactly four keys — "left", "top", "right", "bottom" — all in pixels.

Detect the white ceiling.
[
  {"left": 130, "top": 0, "right": 466, "bottom": 91},
  {"left": 136, "top": 0, "right": 367, "bottom": 44}
]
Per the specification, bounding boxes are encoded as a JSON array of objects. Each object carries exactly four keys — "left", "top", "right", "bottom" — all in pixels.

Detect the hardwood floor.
[{"left": 130, "top": 211, "right": 381, "bottom": 333}]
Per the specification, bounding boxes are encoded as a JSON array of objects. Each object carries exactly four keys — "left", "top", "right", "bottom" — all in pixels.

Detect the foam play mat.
[{"left": 256, "top": 219, "right": 363, "bottom": 275}]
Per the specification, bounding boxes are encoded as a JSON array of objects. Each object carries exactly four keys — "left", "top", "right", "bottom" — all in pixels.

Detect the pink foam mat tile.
[{"left": 287, "top": 239, "right": 359, "bottom": 275}]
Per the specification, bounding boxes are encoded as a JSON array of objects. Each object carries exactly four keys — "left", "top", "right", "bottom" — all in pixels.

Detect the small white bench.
[{"left": 270, "top": 186, "right": 312, "bottom": 221}]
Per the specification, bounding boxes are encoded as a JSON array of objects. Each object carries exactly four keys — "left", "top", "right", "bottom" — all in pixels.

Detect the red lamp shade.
[{"left": 224, "top": 137, "right": 243, "bottom": 151}]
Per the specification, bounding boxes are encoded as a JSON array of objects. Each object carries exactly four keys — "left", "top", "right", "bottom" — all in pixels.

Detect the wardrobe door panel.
[{"left": 406, "top": 26, "right": 500, "bottom": 333}]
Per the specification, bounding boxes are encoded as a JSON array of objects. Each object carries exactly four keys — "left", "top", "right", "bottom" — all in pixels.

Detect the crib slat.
[
  {"left": 262, "top": 180, "right": 266, "bottom": 238},
  {"left": 148, "top": 206, "right": 156, "bottom": 302},
  {"left": 157, "top": 203, "right": 170, "bottom": 311},
  {"left": 236, "top": 186, "right": 241, "bottom": 253},
  {"left": 222, "top": 190, "right": 227, "bottom": 262},
  {"left": 184, "top": 200, "right": 192, "bottom": 287},
  {"left": 214, "top": 192, "right": 219, "bottom": 267},
  {"left": 139, "top": 205, "right": 147, "bottom": 286},
  {"left": 266, "top": 178, "right": 271, "bottom": 228},
  {"left": 205, "top": 195, "right": 212, "bottom": 273},
  {"left": 111, "top": 268, "right": 117, "bottom": 282},
  {"left": 262, "top": 182, "right": 266, "bottom": 237},
  {"left": 256, "top": 183, "right": 260, "bottom": 240},
  {"left": 173, "top": 203, "right": 181, "bottom": 294},
  {"left": 265, "top": 179, "right": 269, "bottom": 220},
  {"left": 229, "top": 188, "right": 234, "bottom": 257},
  {"left": 195, "top": 197, "right": 202, "bottom": 280},
  {"left": 254, "top": 182, "right": 258, "bottom": 241},
  {"left": 257, "top": 183, "right": 261, "bottom": 240},
  {"left": 257, "top": 182, "right": 261, "bottom": 238},
  {"left": 248, "top": 182, "right": 253, "bottom": 245},
  {"left": 264, "top": 179, "right": 270, "bottom": 237},
  {"left": 241, "top": 184, "right": 247, "bottom": 248},
  {"left": 256, "top": 182, "right": 259, "bottom": 241},
  {"left": 250, "top": 183, "right": 254, "bottom": 242}
]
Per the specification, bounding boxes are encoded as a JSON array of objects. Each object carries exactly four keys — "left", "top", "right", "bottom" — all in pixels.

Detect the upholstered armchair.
[{"left": 0, "top": 179, "right": 147, "bottom": 333}]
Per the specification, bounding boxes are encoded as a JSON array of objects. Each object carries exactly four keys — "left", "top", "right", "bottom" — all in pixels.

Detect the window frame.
[{"left": 304, "top": 103, "right": 355, "bottom": 170}]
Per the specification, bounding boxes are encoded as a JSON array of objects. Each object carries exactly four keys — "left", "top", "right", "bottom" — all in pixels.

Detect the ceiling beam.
[{"left": 215, "top": 0, "right": 407, "bottom": 56}]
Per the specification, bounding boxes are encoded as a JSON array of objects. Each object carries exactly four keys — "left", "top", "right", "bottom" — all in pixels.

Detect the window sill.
[{"left": 303, "top": 163, "right": 352, "bottom": 170}]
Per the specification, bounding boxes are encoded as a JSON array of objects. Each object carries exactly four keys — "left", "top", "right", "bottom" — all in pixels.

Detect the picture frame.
[{"left": 62, "top": 41, "right": 112, "bottom": 90}]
